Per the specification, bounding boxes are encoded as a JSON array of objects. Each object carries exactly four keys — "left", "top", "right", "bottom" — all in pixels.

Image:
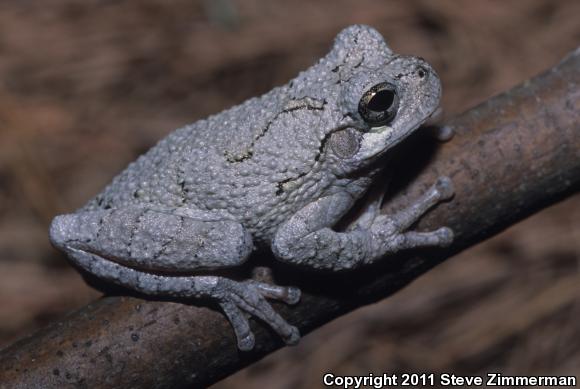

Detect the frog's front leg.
[
  {"left": 345, "top": 176, "right": 391, "bottom": 232},
  {"left": 49, "top": 207, "right": 300, "bottom": 350},
  {"left": 272, "top": 177, "right": 454, "bottom": 270}
]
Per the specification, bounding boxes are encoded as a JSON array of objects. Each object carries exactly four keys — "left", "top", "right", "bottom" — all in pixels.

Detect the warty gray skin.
[{"left": 49, "top": 25, "right": 454, "bottom": 350}]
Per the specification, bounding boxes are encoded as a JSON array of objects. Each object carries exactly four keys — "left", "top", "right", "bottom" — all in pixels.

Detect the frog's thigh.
[
  {"left": 52, "top": 211, "right": 299, "bottom": 351},
  {"left": 49, "top": 206, "right": 253, "bottom": 272}
]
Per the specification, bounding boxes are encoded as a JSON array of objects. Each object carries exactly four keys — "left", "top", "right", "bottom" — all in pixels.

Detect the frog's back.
[{"left": 84, "top": 86, "right": 334, "bottom": 240}]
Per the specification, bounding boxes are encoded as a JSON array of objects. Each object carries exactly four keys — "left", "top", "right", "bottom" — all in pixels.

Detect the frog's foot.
[
  {"left": 371, "top": 176, "right": 455, "bottom": 253},
  {"left": 216, "top": 278, "right": 301, "bottom": 351}
]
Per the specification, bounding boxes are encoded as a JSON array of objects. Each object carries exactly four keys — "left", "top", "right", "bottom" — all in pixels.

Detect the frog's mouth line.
[
  {"left": 352, "top": 101, "right": 442, "bottom": 163},
  {"left": 371, "top": 102, "right": 442, "bottom": 135},
  {"left": 363, "top": 101, "right": 441, "bottom": 134},
  {"left": 366, "top": 124, "right": 392, "bottom": 134}
]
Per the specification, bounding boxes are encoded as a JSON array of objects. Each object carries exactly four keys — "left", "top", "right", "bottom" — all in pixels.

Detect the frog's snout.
[
  {"left": 49, "top": 214, "right": 72, "bottom": 250},
  {"left": 50, "top": 213, "right": 93, "bottom": 250}
]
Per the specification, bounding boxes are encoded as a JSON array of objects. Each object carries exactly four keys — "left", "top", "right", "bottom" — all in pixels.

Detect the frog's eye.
[{"left": 358, "top": 82, "right": 399, "bottom": 126}]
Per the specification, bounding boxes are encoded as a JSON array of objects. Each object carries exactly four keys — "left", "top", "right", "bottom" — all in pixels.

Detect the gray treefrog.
[{"left": 49, "top": 25, "right": 454, "bottom": 350}]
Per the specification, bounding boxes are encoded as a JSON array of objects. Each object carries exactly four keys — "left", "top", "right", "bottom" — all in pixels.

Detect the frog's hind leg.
[
  {"left": 61, "top": 246, "right": 300, "bottom": 350},
  {"left": 50, "top": 207, "right": 254, "bottom": 272},
  {"left": 49, "top": 207, "right": 300, "bottom": 350}
]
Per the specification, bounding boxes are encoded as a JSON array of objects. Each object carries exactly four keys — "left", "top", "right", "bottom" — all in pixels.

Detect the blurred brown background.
[{"left": 0, "top": 1, "right": 579, "bottom": 387}]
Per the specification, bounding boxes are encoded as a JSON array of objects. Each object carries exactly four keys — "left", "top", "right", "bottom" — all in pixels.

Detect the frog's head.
[{"left": 308, "top": 25, "right": 442, "bottom": 173}]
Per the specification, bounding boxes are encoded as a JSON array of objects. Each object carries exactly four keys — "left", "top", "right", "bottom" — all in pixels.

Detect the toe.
[
  {"left": 285, "top": 287, "right": 301, "bottom": 305},
  {"left": 434, "top": 125, "right": 455, "bottom": 141},
  {"left": 237, "top": 332, "right": 255, "bottom": 351},
  {"left": 250, "top": 281, "right": 302, "bottom": 305},
  {"left": 435, "top": 176, "right": 454, "bottom": 200},
  {"left": 437, "top": 227, "right": 454, "bottom": 246},
  {"left": 283, "top": 325, "right": 301, "bottom": 346}
]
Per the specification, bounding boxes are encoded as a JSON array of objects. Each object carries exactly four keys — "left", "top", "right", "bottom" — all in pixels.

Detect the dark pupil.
[{"left": 367, "top": 89, "right": 394, "bottom": 112}]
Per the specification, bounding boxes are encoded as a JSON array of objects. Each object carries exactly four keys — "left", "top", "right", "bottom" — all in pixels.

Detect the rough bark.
[{"left": 0, "top": 47, "right": 578, "bottom": 389}]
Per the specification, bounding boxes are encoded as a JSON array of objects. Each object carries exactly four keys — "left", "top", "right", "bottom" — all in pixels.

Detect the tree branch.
[{"left": 1, "top": 47, "right": 579, "bottom": 389}]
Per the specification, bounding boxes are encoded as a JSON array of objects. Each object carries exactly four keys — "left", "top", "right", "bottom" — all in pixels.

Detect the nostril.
[{"left": 417, "top": 66, "right": 427, "bottom": 78}]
